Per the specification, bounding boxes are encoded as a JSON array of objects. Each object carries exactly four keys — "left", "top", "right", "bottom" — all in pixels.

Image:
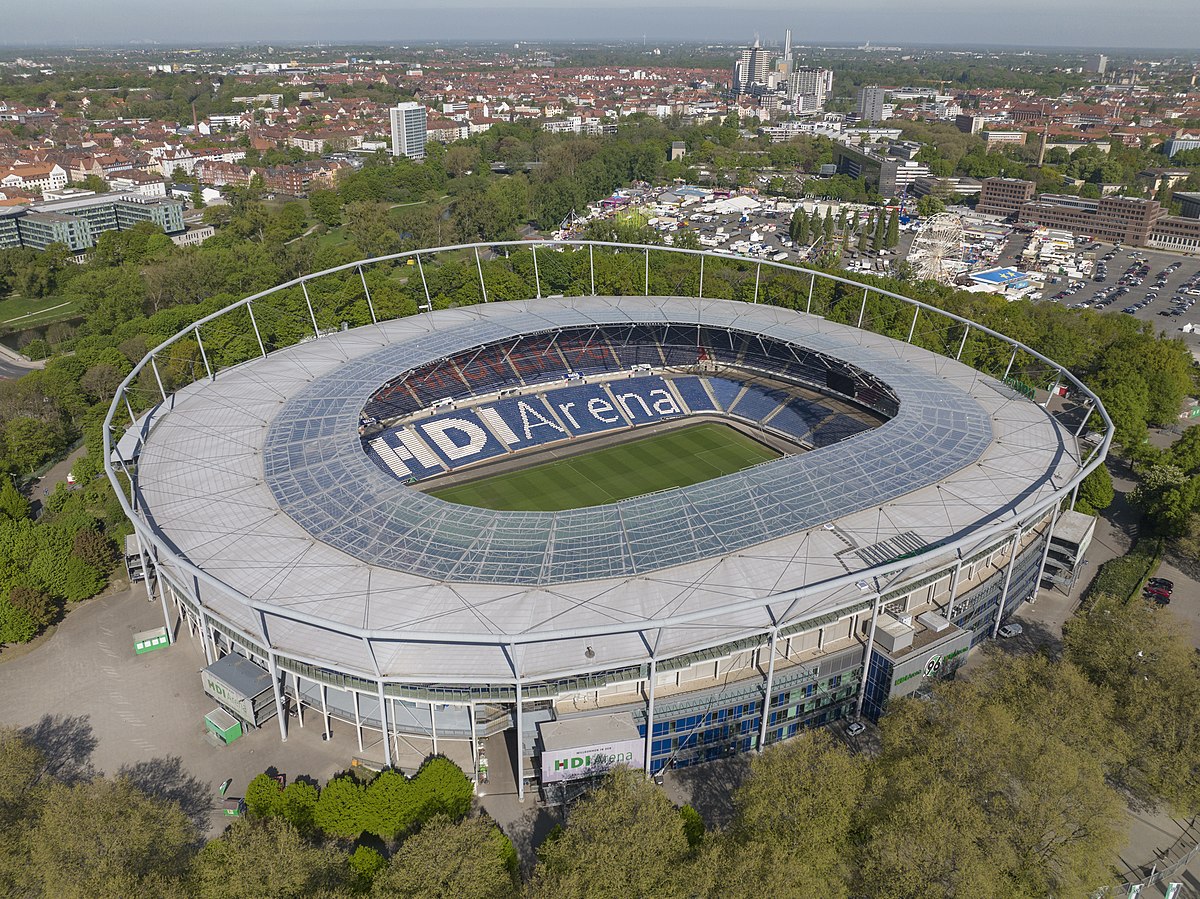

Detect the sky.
[{"left": 4, "top": 0, "right": 1199, "bottom": 50}]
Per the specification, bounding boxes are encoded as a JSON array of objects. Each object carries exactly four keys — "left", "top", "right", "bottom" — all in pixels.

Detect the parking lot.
[{"left": 1017, "top": 240, "right": 1200, "bottom": 357}]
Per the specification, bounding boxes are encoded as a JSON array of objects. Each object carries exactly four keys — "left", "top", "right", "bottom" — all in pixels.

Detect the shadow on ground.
[
  {"left": 20, "top": 713, "right": 98, "bottom": 785},
  {"left": 117, "top": 755, "right": 214, "bottom": 829},
  {"left": 667, "top": 755, "right": 750, "bottom": 829},
  {"left": 502, "top": 804, "right": 566, "bottom": 875}
]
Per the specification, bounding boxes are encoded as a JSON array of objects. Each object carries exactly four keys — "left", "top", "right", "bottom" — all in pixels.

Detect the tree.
[
  {"left": 343, "top": 201, "right": 399, "bottom": 259},
  {"left": 312, "top": 774, "right": 366, "bottom": 838},
  {"left": 308, "top": 189, "right": 342, "bottom": 227},
  {"left": 916, "top": 195, "right": 946, "bottom": 218},
  {"left": 1064, "top": 597, "right": 1200, "bottom": 813},
  {"left": 858, "top": 652, "right": 1125, "bottom": 898},
  {"left": 0, "top": 478, "right": 30, "bottom": 521},
  {"left": 189, "top": 817, "right": 349, "bottom": 899},
  {"left": 1075, "top": 464, "right": 1115, "bottom": 515},
  {"left": 693, "top": 731, "right": 863, "bottom": 898},
  {"left": 370, "top": 814, "right": 518, "bottom": 899},
  {"left": 885, "top": 209, "right": 900, "bottom": 248},
  {"left": 527, "top": 768, "right": 693, "bottom": 899},
  {"left": 243, "top": 772, "right": 283, "bottom": 819},
  {"left": 7, "top": 585, "right": 56, "bottom": 632},
  {"left": 30, "top": 778, "right": 197, "bottom": 899}
]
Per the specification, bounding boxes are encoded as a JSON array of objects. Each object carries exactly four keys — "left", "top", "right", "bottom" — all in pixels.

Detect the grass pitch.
[{"left": 430, "top": 422, "right": 779, "bottom": 511}]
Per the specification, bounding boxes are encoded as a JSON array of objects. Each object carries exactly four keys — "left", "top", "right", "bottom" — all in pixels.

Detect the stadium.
[{"left": 105, "top": 241, "right": 1111, "bottom": 797}]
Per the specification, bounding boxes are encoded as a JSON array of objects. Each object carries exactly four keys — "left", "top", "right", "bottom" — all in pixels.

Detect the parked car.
[
  {"left": 998, "top": 622, "right": 1023, "bottom": 638},
  {"left": 846, "top": 721, "right": 867, "bottom": 737},
  {"left": 1147, "top": 577, "right": 1174, "bottom": 592}
]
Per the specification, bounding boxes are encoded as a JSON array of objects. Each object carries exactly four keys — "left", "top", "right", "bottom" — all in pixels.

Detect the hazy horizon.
[{"left": 3, "top": 1, "right": 1198, "bottom": 52}]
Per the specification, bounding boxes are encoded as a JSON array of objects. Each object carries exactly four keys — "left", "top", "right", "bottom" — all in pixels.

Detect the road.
[{"left": 0, "top": 341, "right": 42, "bottom": 379}]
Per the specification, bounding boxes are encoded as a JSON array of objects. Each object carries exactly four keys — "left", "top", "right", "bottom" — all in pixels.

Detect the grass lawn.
[
  {"left": 0, "top": 295, "right": 84, "bottom": 329},
  {"left": 431, "top": 422, "right": 779, "bottom": 511}
]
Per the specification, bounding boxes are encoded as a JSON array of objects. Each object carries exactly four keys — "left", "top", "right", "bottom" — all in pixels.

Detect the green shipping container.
[
  {"left": 204, "top": 707, "right": 243, "bottom": 745},
  {"left": 133, "top": 626, "right": 170, "bottom": 655}
]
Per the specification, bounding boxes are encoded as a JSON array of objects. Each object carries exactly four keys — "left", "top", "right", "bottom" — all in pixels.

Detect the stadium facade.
[{"left": 106, "top": 242, "right": 1110, "bottom": 797}]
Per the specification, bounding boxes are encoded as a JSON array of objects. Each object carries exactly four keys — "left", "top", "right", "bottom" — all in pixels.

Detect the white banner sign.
[{"left": 541, "top": 737, "right": 644, "bottom": 784}]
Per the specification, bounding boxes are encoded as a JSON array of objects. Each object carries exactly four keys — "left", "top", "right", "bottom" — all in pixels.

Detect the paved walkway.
[{"left": 0, "top": 586, "right": 353, "bottom": 835}]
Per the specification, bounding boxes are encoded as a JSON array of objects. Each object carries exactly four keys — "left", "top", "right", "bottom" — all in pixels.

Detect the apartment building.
[{"left": 390, "top": 102, "right": 427, "bottom": 159}]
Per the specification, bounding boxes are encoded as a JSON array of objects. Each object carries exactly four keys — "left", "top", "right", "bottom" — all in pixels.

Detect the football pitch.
[{"left": 430, "top": 422, "right": 780, "bottom": 511}]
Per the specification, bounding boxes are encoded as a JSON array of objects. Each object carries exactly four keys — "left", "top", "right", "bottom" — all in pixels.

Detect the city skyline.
[{"left": 3, "top": 1, "right": 1199, "bottom": 50}]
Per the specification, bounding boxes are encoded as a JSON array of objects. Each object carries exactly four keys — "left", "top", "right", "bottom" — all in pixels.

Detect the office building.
[
  {"left": 856, "top": 86, "right": 888, "bottom": 124},
  {"left": 1087, "top": 54, "right": 1108, "bottom": 76},
  {"left": 1164, "top": 131, "right": 1200, "bottom": 159},
  {"left": 390, "top": 102, "right": 427, "bottom": 159},
  {"left": 1174, "top": 192, "right": 1200, "bottom": 220},
  {"left": 833, "top": 143, "right": 930, "bottom": 198},
  {"left": 1148, "top": 216, "right": 1200, "bottom": 254},
  {"left": 976, "top": 177, "right": 1036, "bottom": 218},
  {"left": 0, "top": 192, "right": 185, "bottom": 252},
  {"left": 1018, "top": 195, "right": 1162, "bottom": 245}
]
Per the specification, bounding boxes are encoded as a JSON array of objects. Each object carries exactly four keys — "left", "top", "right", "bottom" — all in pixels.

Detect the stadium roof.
[{"left": 132, "top": 296, "right": 1081, "bottom": 681}]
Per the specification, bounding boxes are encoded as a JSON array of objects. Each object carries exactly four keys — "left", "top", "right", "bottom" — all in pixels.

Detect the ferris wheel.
[{"left": 906, "top": 213, "right": 966, "bottom": 284}]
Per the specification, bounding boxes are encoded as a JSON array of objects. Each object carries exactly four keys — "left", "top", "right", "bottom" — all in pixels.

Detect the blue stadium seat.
[
  {"left": 408, "top": 411, "right": 512, "bottom": 469},
  {"left": 813, "top": 414, "right": 873, "bottom": 446},
  {"left": 670, "top": 377, "right": 717, "bottom": 413},
  {"left": 704, "top": 377, "right": 744, "bottom": 412},
  {"left": 729, "top": 384, "right": 789, "bottom": 423},
  {"left": 765, "top": 397, "right": 830, "bottom": 443}
]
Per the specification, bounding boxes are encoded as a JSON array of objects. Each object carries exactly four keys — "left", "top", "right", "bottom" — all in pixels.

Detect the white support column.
[
  {"left": 531, "top": 244, "right": 542, "bottom": 299},
  {"left": 133, "top": 530, "right": 154, "bottom": 604},
  {"left": 267, "top": 650, "right": 288, "bottom": 742},
  {"left": 322, "top": 683, "right": 331, "bottom": 741},
  {"left": 908, "top": 306, "right": 920, "bottom": 343},
  {"left": 857, "top": 287, "right": 869, "bottom": 329},
  {"left": 589, "top": 245, "right": 596, "bottom": 295},
  {"left": 390, "top": 697, "right": 400, "bottom": 762},
  {"left": 153, "top": 566, "right": 171, "bottom": 641},
  {"left": 469, "top": 701, "right": 478, "bottom": 775},
  {"left": 644, "top": 247, "right": 650, "bottom": 296},
  {"left": 354, "top": 690, "right": 364, "bottom": 753},
  {"left": 992, "top": 527, "right": 1024, "bottom": 638},
  {"left": 378, "top": 681, "right": 392, "bottom": 768},
  {"left": 1003, "top": 346, "right": 1018, "bottom": 380},
  {"left": 854, "top": 595, "right": 882, "bottom": 718},
  {"left": 293, "top": 672, "right": 304, "bottom": 728},
  {"left": 698, "top": 254, "right": 705, "bottom": 300},
  {"left": 957, "top": 325, "right": 970, "bottom": 361},
  {"left": 644, "top": 659, "right": 657, "bottom": 775},
  {"left": 150, "top": 356, "right": 168, "bottom": 403},
  {"left": 195, "top": 329, "right": 213, "bottom": 381},
  {"left": 416, "top": 254, "right": 432, "bottom": 311},
  {"left": 357, "top": 266, "right": 378, "bottom": 324},
  {"left": 753, "top": 263, "right": 761, "bottom": 304},
  {"left": 806, "top": 273, "right": 815, "bottom": 314},
  {"left": 1075, "top": 403, "right": 1093, "bottom": 437},
  {"left": 124, "top": 394, "right": 138, "bottom": 429},
  {"left": 944, "top": 555, "right": 964, "bottom": 622},
  {"left": 514, "top": 652, "right": 525, "bottom": 801},
  {"left": 429, "top": 701, "right": 438, "bottom": 755},
  {"left": 301, "top": 281, "right": 320, "bottom": 337},
  {"left": 1034, "top": 505, "right": 1061, "bottom": 599},
  {"left": 247, "top": 303, "right": 267, "bottom": 358},
  {"left": 197, "top": 607, "right": 214, "bottom": 665},
  {"left": 757, "top": 628, "right": 779, "bottom": 752},
  {"left": 475, "top": 247, "right": 489, "bottom": 303},
  {"left": 1043, "top": 371, "right": 1062, "bottom": 408}
]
